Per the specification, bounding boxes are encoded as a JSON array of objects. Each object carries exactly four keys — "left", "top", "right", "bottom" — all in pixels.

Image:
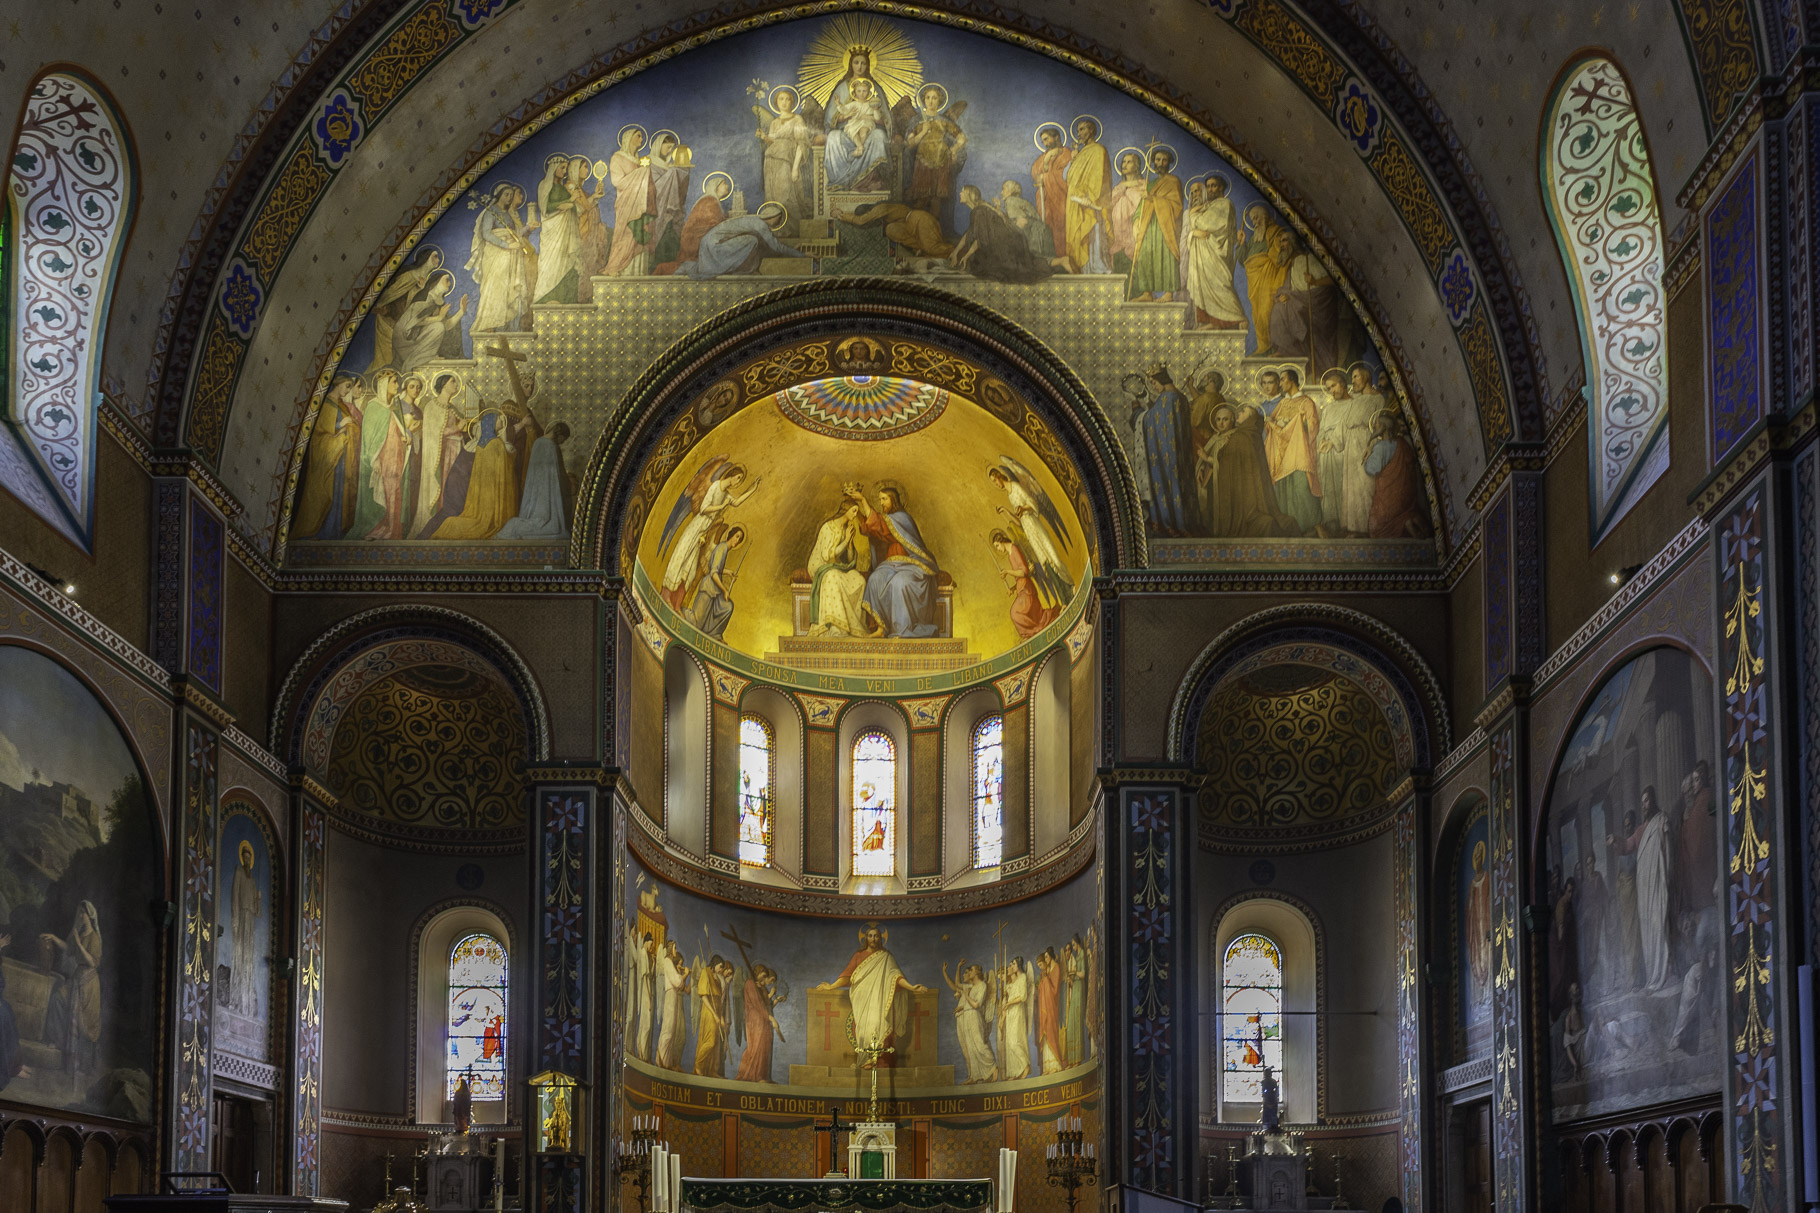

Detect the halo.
[
  {"left": 702, "top": 171, "right": 734, "bottom": 197},
  {"left": 1145, "top": 141, "right": 1179, "bottom": 168},
  {"left": 238, "top": 840, "right": 255, "bottom": 868},
  {"left": 768, "top": 84, "right": 800, "bottom": 113},
  {"left": 917, "top": 81, "right": 949, "bottom": 111},
  {"left": 757, "top": 200, "right": 789, "bottom": 231},
  {"left": 1113, "top": 145, "right": 1147, "bottom": 175},
  {"left": 617, "top": 123, "right": 648, "bottom": 150},
  {"left": 543, "top": 152, "right": 569, "bottom": 170},
  {"left": 651, "top": 129, "right": 681, "bottom": 154},
  {"left": 1032, "top": 122, "right": 1066, "bottom": 151},
  {"left": 1069, "top": 114, "right": 1103, "bottom": 143},
  {"left": 798, "top": 12, "right": 923, "bottom": 107}
]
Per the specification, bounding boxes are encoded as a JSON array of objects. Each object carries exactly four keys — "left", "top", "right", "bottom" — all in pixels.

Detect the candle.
[{"left": 670, "top": 1152, "right": 682, "bottom": 1213}]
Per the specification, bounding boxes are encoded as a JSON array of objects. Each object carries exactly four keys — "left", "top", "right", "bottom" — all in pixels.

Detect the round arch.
[
  {"left": 270, "top": 604, "right": 551, "bottom": 774},
  {"left": 1167, "top": 603, "right": 1448, "bottom": 767},
  {"left": 571, "top": 279, "right": 1146, "bottom": 579}
]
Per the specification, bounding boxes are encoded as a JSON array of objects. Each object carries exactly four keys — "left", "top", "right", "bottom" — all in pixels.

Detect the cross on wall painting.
[{"left": 288, "top": 14, "right": 1433, "bottom": 568}]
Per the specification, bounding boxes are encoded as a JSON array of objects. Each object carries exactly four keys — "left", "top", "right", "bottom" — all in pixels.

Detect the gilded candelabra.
[
  {"left": 845, "top": 1016, "right": 894, "bottom": 1123},
  {"left": 614, "top": 1115, "right": 662, "bottom": 1209},
  {"left": 1044, "top": 1117, "right": 1096, "bottom": 1213}
]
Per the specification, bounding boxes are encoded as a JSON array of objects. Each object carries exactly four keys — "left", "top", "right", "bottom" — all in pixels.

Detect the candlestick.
[{"left": 1044, "top": 1117, "right": 1096, "bottom": 1213}]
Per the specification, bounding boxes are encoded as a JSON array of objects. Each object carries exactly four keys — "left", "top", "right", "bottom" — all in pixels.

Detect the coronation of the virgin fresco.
[{"left": 289, "top": 14, "right": 1432, "bottom": 569}]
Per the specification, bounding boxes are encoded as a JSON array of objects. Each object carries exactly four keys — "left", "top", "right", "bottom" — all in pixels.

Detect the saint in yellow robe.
[
  {"left": 294, "top": 395, "right": 365, "bottom": 539},
  {"left": 1241, "top": 213, "right": 1296, "bottom": 352},
  {"left": 433, "top": 412, "right": 526, "bottom": 540},
  {"left": 1062, "top": 138, "right": 1110, "bottom": 273}
]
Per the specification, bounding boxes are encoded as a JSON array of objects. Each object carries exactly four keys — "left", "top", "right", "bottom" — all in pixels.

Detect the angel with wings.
[
  {"left": 943, "top": 959, "right": 998, "bottom": 1082},
  {"left": 900, "top": 83, "right": 968, "bottom": 236},
  {"left": 658, "top": 456, "right": 761, "bottom": 611},
  {"left": 987, "top": 455, "right": 1074, "bottom": 604}
]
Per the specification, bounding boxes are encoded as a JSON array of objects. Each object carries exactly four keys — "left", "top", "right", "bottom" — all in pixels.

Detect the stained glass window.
[
  {"left": 971, "top": 714, "right": 1005, "bottom": 868},
  {"left": 1221, "top": 933, "right": 1283, "bottom": 1104},
  {"left": 738, "top": 714, "right": 774, "bottom": 866},
  {"left": 1542, "top": 56, "right": 1668, "bottom": 537},
  {"left": 4, "top": 72, "right": 133, "bottom": 546},
  {"left": 851, "top": 730, "right": 896, "bottom": 878},
  {"left": 448, "top": 932, "right": 507, "bottom": 1099}
]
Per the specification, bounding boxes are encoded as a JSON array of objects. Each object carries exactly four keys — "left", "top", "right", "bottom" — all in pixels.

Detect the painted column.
[
  {"left": 530, "top": 772, "right": 599, "bottom": 1213},
  {"left": 1478, "top": 468, "right": 1545, "bottom": 1213},
  {"left": 169, "top": 713, "right": 219, "bottom": 1173},
  {"left": 1713, "top": 482, "right": 1806, "bottom": 1212},
  {"left": 287, "top": 778, "right": 330, "bottom": 1196},
  {"left": 1103, "top": 770, "right": 1197, "bottom": 1202},
  {"left": 1391, "top": 778, "right": 1431, "bottom": 1213}
]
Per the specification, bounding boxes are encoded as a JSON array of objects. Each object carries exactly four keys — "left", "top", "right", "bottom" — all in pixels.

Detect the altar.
[{"left": 679, "top": 1178, "right": 993, "bottom": 1213}]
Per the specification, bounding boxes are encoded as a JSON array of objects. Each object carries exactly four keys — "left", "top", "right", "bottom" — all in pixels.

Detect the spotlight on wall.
[
  {"left": 24, "top": 562, "right": 76, "bottom": 597},
  {"left": 1607, "top": 563, "right": 1643, "bottom": 590}
]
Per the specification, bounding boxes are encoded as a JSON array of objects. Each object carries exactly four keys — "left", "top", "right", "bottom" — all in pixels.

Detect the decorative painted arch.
[
  {"left": 572, "top": 280, "right": 1146, "bottom": 578},
  {"left": 2, "top": 66, "right": 138, "bottom": 547},
  {"left": 181, "top": 0, "right": 1465, "bottom": 558},
  {"left": 1541, "top": 55, "right": 1669, "bottom": 539},
  {"left": 271, "top": 604, "right": 551, "bottom": 774},
  {"left": 1167, "top": 602, "right": 1448, "bottom": 766}
]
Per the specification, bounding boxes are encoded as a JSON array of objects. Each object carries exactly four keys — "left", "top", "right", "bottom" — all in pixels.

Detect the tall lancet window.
[
  {"left": 448, "top": 932, "right": 508, "bottom": 1099},
  {"left": 738, "top": 713, "right": 775, "bottom": 866},
  {"left": 971, "top": 714, "right": 1005, "bottom": 868},
  {"left": 1222, "top": 932, "right": 1284, "bottom": 1103},
  {"left": 851, "top": 730, "right": 896, "bottom": 877},
  {"left": 3, "top": 71, "right": 134, "bottom": 546},
  {"left": 1542, "top": 56, "right": 1668, "bottom": 537}
]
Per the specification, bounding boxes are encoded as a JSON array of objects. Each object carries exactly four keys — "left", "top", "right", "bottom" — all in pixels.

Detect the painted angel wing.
[
  {"left": 751, "top": 104, "right": 775, "bottom": 131},
  {"left": 891, "top": 95, "right": 917, "bottom": 136},
  {"left": 658, "top": 454, "right": 729, "bottom": 555},
  {"left": 999, "top": 455, "right": 1073, "bottom": 553},
  {"left": 799, "top": 96, "right": 826, "bottom": 130}
]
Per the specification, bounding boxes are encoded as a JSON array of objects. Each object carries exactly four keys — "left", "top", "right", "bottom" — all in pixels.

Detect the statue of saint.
[
  {"left": 1259, "top": 1064, "right": 1280, "bottom": 1136},
  {"left": 451, "top": 1073, "right": 473, "bottom": 1135}
]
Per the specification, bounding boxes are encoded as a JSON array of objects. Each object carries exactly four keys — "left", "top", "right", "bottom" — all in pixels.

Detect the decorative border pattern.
[
  {"left": 1707, "top": 150, "right": 1763, "bottom": 463},
  {"left": 1125, "top": 787, "right": 1177, "bottom": 1193},
  {"left": 1486, "top": 724, "right": 1524, "bottom": 1212},
  {"left": 1393, "top": 800, "right": 1422, "bottom": 1212},
  {"left": 1673, "top": 0, "right": 1761, "bottom": 134},
  {"left": 187, "top": 501, "right": 225, "bottom": 692},
  {"left": 180, "top": 0, "right": 520, "bottom": 456},
  {"left": 1532, "top": 518, "right": 1710, "bottom": 689},
  {"left": 293, "top": 797, "right": 328, "bottom": 1195},
  {"left": 172, "top": 721, "right": 219, "bottom": 1171},
  {"left": 1717, "top": 487, "right": 1784, "bottom": 1209},
  {"left": 539, "top": 789, "right": 590, "bottom": 1076}
]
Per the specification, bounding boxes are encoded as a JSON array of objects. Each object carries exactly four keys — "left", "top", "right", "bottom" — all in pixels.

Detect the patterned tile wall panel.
[
  {"left": 738, "top": 1118, "right": 816, "bottom": 1181},
  {"left": 294, "top": 798, "right": 327, "bottom": 1195},
  {"left": 1486, "top": 726, "right": 1526, "bottom": 1211},
  {"left": 1706, "top": 151, "right": 1763, "bottom": 463},
  {"left": 1481, "top": 493, "right": 1512, "bottom": 691},
  {"left": 187, "top": 500, "right": 224, "bottom": 693},
  {"left": 927, "top": 1118, "right": 1000, "bottom": 1183},
  {"left": 172, "top": 721, "right": 219, "bottom": 1172}
]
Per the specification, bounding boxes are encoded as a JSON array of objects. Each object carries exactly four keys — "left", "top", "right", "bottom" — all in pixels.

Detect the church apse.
[
  {"left": 282, "top": 13, "right": 1437, "bottom": 572},
  {"left": 617, "top": 851, "right": 1102, "bottom": 1196}
]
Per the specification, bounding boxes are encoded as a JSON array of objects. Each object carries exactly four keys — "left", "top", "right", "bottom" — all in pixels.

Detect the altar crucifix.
[{"left": 813, "top": 1104, "right": 846, "bottom": 1178}]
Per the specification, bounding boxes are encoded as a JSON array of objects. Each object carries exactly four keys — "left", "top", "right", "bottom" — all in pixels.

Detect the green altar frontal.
[{"left": 679, "top": 1178, "right": 994, "bottom": 1213}]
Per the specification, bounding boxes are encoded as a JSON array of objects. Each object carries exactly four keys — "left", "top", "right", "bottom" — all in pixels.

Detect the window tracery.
[
  {"left": 447, "top": 932, "right": 507, "bottom": 1100},
  {"left": 1542, "top": 56, "right": 1667, "bottom": 536},
  {"left": 851, "top": 730, "right": 896, "bottom": 878},
  {"left": 971, "top": 713, "right": 1005, "bottom": 868},
  {"left": 1221, "top": 932, "right": 1284, "bottom": 1103},
  {"left": 4, "top": 71, "right": 132, "bottom": 545},
  {"left": 738, "top": 714, "right": 775, "bottom": 866}
]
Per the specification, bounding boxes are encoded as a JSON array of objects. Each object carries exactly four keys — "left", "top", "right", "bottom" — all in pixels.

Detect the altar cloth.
[{"left": 681, "top": 1177, "right": 993, "bottom": 1213}]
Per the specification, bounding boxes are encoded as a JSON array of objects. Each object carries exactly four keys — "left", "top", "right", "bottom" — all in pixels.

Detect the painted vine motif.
[{"left": 1542, "top": 58, "right": 1667, "bottom": 533}]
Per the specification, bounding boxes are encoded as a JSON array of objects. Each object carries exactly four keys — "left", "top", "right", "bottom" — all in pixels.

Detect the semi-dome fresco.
[
  {"left": 285, "top": 13, "right": 1436, "bottom": 570},
  {"left": 633, "top": 368, "right": 1092, "bottom": 688}
]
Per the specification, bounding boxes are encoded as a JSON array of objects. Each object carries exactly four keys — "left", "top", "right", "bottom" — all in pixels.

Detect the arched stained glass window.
[
  {"left": 1222, "top": 933, "right": 1283, "bottom": 1103},
  {"left": 1542, "top": 56, "right": 1668, "bottom": 538},
  {"left": 851, "top": 730, "right": 896, "bottom": 878},
  {"left": 448, "top": 932, "right": 507, "bottom": 1099},
  {"left": 738, "top": 714, "right": 774, "bottom": 866},
  {"left": 971, "top": 714, "right": 1005, "bottom": 868},
  {"left": 3, "top": 71, "right": 133, "bottom": 546}
]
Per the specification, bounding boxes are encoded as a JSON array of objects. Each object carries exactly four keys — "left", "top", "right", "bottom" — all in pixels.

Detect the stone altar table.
[{"left": 680, "top": 1177, "right": 992, "bottom": 1213}]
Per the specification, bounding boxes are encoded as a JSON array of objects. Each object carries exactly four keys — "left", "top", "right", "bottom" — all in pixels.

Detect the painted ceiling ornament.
[
  {"left": 775, "top": 375, "right": 949, "bottom": 439},
  {"left": 220, "top": 260, "right": 264, "bottom": 339},
  {"left": 1439, "top": 248, "right": 1476, "bottom": 329},
  {"left": 449, "top": 0, "right": 510, "bottom": 33},
  {"left": 309, "top": 89, "right": 364, "bottom": 168},
  {"left": 798, "top": 12, "right": 924, "bottom": 107},
  {"left": 1334, "top": 78, "right": 1383, "bottom": 156}
]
